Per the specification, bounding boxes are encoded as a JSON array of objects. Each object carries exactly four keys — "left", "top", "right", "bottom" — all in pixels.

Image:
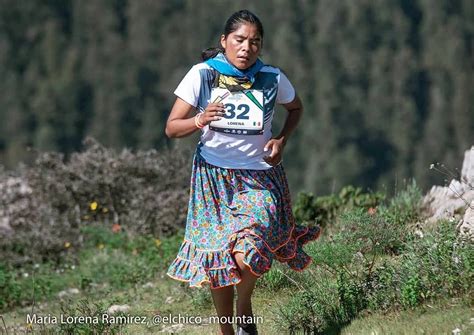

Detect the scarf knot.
[{"left": 205, "top": 53, "right": 264, "bottom": 91}]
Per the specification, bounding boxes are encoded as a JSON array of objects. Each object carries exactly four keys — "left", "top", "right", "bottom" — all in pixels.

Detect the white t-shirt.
[{"left": 174, "top": 62, "right": 295, "bottom": 170}]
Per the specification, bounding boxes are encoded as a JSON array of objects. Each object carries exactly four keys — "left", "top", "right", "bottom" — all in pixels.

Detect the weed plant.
[{"left": 274, "top": 181, "right": 473, "bottom": 334}]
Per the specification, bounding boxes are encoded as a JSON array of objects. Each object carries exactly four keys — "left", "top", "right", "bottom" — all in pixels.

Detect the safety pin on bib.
[{"left": 212, "top": 90, "right": 231, "bottom": 104}]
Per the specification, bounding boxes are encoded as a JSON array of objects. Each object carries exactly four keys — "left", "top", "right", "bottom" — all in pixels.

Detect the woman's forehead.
[{"left": 229, "top": 23, "right": 261, "bottom": 39}]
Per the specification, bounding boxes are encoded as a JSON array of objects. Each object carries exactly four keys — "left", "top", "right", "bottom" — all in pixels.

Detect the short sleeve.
[
  {"left": 276, "top": 71, "right": 296, "bottom": 104},
  {"left": 173, "top": 65, "right": 202, "bottom": 107}
]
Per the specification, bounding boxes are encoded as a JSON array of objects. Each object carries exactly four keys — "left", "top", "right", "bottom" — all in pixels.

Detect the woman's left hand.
[{"left": 263, "top": 137, "right": 285, "bottom": 166}]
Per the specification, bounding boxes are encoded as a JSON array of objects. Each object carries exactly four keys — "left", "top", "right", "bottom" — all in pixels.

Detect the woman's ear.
[{"left": 220, "top": 34, "right": 226, "bottom": 50}]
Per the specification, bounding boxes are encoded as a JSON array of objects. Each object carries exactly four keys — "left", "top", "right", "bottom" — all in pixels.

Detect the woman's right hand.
[
  {"left": 165, "top": 99, "right": 226, "bottom": 138},
  {"left": 198, "top": 102, "right": 226, "bottom": 125}
]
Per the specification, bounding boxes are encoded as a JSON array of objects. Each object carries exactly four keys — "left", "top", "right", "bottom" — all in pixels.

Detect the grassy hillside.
[{"left": 1, "top": 184, "right": 472, "bottom": 334}]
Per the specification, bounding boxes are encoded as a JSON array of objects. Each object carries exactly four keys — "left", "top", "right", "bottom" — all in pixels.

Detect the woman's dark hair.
[{"left": 201, "top": 9, "right": 264, "bottom": 61}]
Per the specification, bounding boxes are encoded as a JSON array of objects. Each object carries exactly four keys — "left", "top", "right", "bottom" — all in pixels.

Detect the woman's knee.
[
  {"left": 233, "top": 252, "right": 259, "bottom": 280},
  {"left": 233, "top": 252, "right": 249, "bottom": 274}
]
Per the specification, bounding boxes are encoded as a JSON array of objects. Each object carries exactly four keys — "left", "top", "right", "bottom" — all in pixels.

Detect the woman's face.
[{"left": 220, "top": 23, "right": 262, "bottom": 70}]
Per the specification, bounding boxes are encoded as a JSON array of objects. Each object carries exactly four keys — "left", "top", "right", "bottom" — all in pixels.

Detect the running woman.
[{"left": 165, "top": 9, "right": 322, "bottom": 335}]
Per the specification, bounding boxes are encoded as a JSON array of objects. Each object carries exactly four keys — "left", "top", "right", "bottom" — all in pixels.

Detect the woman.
[{"left": 165, "top": 9, "right": 321, "bottom": 335}]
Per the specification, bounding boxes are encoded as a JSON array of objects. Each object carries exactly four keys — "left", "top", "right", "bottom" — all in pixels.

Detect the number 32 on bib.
[{"left": 209, "top": 87, "right": 265, "bottom": 135}]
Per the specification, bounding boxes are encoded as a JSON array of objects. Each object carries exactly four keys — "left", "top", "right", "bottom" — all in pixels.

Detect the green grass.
[
  {"left": 1, "top": 182, "right": 473, "bottom": 334},
  {"left": 340, "top": 297, "right": 473, "bottom": 335},
  {"left": 2, "top": 244, "right": 472, "bottom": 335},
  {"left": 3, "top": 276, "right": 471, "bottom": 334}
]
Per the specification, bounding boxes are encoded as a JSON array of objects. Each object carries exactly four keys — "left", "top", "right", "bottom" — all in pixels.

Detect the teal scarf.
[{"left": 205, "top": 53, "right": 264, "bottom": 91}]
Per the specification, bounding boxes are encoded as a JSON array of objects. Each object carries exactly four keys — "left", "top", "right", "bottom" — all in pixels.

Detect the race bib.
[{"left": 209, "top": 87, "right": 265, "bottom": 135}]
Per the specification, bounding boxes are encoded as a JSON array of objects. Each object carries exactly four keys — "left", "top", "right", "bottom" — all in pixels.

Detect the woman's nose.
[{"left": 241, "top": 40, "right": 250, "bottom": 51}]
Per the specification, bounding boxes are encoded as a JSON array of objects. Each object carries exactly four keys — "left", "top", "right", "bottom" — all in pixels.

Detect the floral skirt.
[{"left": 166, "top": 153, "right": 322, "bottom": 289}]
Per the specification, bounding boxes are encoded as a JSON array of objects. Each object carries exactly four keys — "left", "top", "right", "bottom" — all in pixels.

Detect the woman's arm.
[
  {"left": 263, "top": 94, "right": 303, "bottom": 166},
  {"left": 165, "top": 98, "right": 225, "bottom": 138}
]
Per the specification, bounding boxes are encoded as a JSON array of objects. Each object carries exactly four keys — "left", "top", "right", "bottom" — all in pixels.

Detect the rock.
[
  {"left": 461, "top": 147, "right": 474, "bottom": 185},
  {"left": 142, "top": 282, "right": 155, "bottom": 288},
  {"left": 0, "top": 177, "right": 34, "bottom": 239},
  {"left": 68, "top": 288, "right": 80, "bottom": 295},
  {"left": 0, "top": 217, "right": 13, "bottom": 236},
  {"left": 160, "top": 323, "right": 185, "bottom": 333},
  {"left": 457, "top": 200, "right": 474, "bottom": 241},
  {"left": 57, "top": 288, "right": 80, "bottom": 299},
  {"left": 57, "top": 290, "right": 67, "bottom": 299},
  {"left": 107, "top": 304, "right": 131, "bottom": 314},
  {"left": 423, "top": 146, "right": 474, "bottom": 225}
]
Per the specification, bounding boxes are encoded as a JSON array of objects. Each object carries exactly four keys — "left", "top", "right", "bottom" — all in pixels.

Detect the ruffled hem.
[{"left": 166, "top": 224, "right": 322, "bottom": 289}]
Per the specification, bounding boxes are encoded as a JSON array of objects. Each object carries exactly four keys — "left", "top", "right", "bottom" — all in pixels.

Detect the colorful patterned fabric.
[
  {"left": 214, "top": 72, "right": 253, "bottom": 92},
  {"left": 166, "top": 153, "right": 322, "bottom": 289}
]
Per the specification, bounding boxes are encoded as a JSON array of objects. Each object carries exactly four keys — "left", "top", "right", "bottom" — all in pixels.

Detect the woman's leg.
[
  {"left": 234, "top": 252, "right": 259, "bottom": 322},
  {"left": 210, "top": 285, "right": 235, "bottom": 335}
]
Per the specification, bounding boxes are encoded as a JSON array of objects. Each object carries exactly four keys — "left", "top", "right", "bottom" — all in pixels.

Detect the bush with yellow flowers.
[{"left": 0, "top": 137, "right": 191, "bottom": 266}]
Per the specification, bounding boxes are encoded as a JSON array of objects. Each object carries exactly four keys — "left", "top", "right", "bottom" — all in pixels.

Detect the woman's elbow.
[{"left": 165, "top": 124, "right": 175, "bottom": 138}]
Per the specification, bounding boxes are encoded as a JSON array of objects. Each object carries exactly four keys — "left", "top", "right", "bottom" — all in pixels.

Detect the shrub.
[
  {"left": 309, "top": 207, "right": 406, "bottom": 270},
  {"left": 276, "top": 207, "right": 405, "bottom": 332},
  {"left": 275, "top": 207, "right": 473, "bottom": 333},
  {"left": 363, "top": 258, "right": 400, "bottom": 311},
  {"left": 399, "top": 219, "right": 473, "bottom": 307},
  {"left": 54, "top": 297, "right": 123, "bottom": 334},
  {"left": 293, "top": 185, "right": 385, "bottom": 228},
  {"left": 0, "top": 261, "right": 72, "bottom": 311},
  {"left": 257, "top": 264, "right": 294, "bottom": 291},
  {"left": 0, "top": 227, "right": 183, "bottom": 312},
  {"left": 186, "top": 287, "right": 213, "bottom": 310},
  {"left": 0, "top": 264, "right": 23, "bottom": 310},
  {"left": 378, "top": 179, "right": 422, "bottom": 227},
  {"left": 0, "top": 137, "right": 191, "bottom": 266},
  {"left": 274, "top": 276, "right": 350, "bottom": 334},
  {"left": 78, "top": 226, "right": 181, "bottom": 290}
]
